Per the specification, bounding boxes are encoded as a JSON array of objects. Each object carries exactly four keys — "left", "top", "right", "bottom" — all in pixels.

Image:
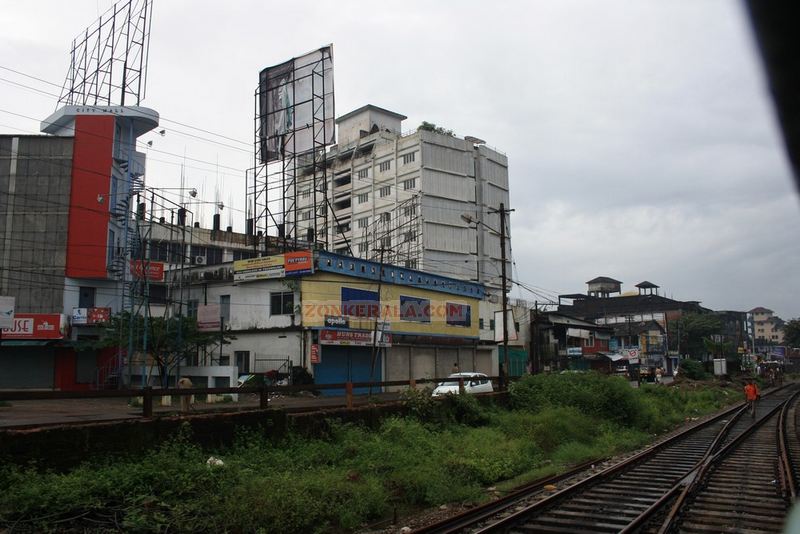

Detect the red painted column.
[{"left": 65, "top": 115, "right": 115, "bottom": 279}]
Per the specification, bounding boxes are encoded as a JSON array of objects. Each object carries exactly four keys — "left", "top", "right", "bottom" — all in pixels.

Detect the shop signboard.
[
  {"left": 197, "top": 304, "right": 221, "bottom": 332},
  {"left": 310, "top": 343, "right": 320, "bottom": 364},
  {"left": 566, "top": 347, "right": 583, "bottom": 357},
  {"left": 1, "top": 313, "right": 67, "bottom": 339},
  {"left": 72, "top": 307, "right": 112, "bottom": 325},
  {"left": 0, "top": 296, "right": 15, "bottom": 329},
  {"left": 771, "top": 346, "right": 786, "bottom": 359},
  {"left": 233, "top": 251, "right": 313, "bottom": 282},
  {"left": 130, "top": 260, "right": 165, "bottom": 281},
  {"left": 324, "top": 315, "right": 349, "bottom": 328},
  {"left": 319, "top": 329, "right": 391, "bottom": 347}
]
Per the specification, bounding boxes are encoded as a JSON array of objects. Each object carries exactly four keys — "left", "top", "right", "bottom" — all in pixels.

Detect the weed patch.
[{"left": 0, "top": 374, "right": 739, "bottom": 532}]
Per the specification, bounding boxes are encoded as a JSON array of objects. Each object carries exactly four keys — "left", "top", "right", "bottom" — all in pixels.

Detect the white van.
[{"left": 431, "top": 372, "right": 494, "bottom": 397}]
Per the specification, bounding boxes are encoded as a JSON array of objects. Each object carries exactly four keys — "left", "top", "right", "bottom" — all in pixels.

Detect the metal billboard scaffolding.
[
  {"left": 58, "top": 0, "right": 153, "bottom": 107},
  {"left": 248, "top": 45, "right": 345, "bottom": 255},
  {"left": 359, "top": 195, "right": 422, "bottom": 269}
]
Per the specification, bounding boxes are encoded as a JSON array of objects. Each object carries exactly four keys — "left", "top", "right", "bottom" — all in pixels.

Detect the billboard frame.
[{"left": 248, "top": 45, "right": 351, "bottom": 257}]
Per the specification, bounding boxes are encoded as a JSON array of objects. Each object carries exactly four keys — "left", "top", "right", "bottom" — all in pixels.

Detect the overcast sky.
[{"left": 2, "top": 1, "right": 798, "bottom": 319}]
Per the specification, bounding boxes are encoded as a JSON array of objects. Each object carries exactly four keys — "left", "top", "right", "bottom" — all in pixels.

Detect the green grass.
[{"left": 0, "top": 373, "right": 740, "bottom": 533}]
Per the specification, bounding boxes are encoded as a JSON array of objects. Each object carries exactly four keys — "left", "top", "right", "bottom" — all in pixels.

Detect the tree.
[
  {"left": 669, "top": 313, "right": 722, "bottom": 359},
  {"left": 702, "top": 337, "right": 733, "bottom": 359},
  {"left": 89, "top": 312, "right": 234, "bottom": 387},
  {"left": 784, "top": 318, "right": 800, "bottom": 348}
]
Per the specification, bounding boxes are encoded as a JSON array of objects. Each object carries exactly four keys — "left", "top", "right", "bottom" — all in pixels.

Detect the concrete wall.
[{"left": 0, "top": 135, "right": 73, "bottom": 313}]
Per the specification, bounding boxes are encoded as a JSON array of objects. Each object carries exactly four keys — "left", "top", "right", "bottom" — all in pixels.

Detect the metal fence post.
[
  {"left": 259, "top": 384, "right": 269, "bottom": 409},
  {"left": 142, "top": 386, "right": 153, "bottom": 417},
  {"left": 459, "top": 377, "right": 465, "bottom": 395},
  {"left": 346, "top": 382, "right": 353, "bottom": 409},
  {"left": 409, "top": 378, "right": 416, "bottom": 390}
]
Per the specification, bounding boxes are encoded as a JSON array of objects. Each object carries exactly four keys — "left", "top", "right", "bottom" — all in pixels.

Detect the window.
[
  {"left": 403, "top": 178, "right": 417, "bottom": 190},
  {"left": 150, "top": 284, "right": 167, "bottom": 304},
  {"left": 402, "top": 152, "right": 416, "bottom": 164},
  {"left": 379, "top": 160, "right": 391, "bottom": 172},
  {"left": 206, "top": 247, "right": 223, "bottom": 265},
  {"left": 107, "top": 229, "right": 116, "bottom": 265},
  {"left": 301, "top": 189, "right": 312, "bottom": 199},
  {"left": 357, "top": 168, "right": 369, "bottom": 179},
  {"left": 404, "top": 204, "right": 417, "bottom": 217},
  {"left": 380, "top": 236, "right": 391, "bottom": 248},
  {"left": 187, "top": 299, "right": 199, "bottom": 318},
  {"left": 169, "top": 242, "right": 184, "bottom": 263},
  {"left": 233, "top": 249, "right": 257, "bottom": 261},
  {"left": 357, "top": 217, "right": 369, "bottom": 229},
  {"left": 357, "top": 193, "right": 369, "bottom": 204},
  {"left": 302, "top": 210, "right": 313, "bottom": 221},
  {"left": 446, "top": 303, "right": 471, "bottom": 327},
  {"left": 220, "top": 295, "right": 231, "bottom": 323},
  {"left": 109, "top": 176, "right": 118, "bottom": 212},
  {"left": 404, "top": 259, "right": 417, "bottom": 269},
  {"left": 149, "top": 241, "right": 168, "bottom": 262},
  {"left": 400, "top": 295, "right": 431, "bottom": 323},
  {"left": 235, "top": 351, "right": 250, "bottom": 373},
  {"left": 358, "top": 242, "right": 368, "bottom": 253},
  {"left": 403, "top": 231, "right": 416, "bottom": 243},
  {"left": 479, "top": 318, "right": 485, "bottom": 330},
  {"left": 270, "top": 292, "right": 295, "bottom": 315},
  {"left": 341, "top": 287, "right": 379, "bottom": 317},
  {"left": 379, "top": 212, "right": 391, "bottom": 223},
  {"left": 78, "top": 287, "right": 96, "bottom": 308},
  {"left": 379, "top": 185, "right": 391, "bottom": 197}
]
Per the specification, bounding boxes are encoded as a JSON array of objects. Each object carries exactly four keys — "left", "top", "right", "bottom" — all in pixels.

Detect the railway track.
[
  {"left": 647, "top": 387, "right": 800, "bottom": 533},
  {"left": 416, "top": 385, "right": 800, "bottom": 534}
]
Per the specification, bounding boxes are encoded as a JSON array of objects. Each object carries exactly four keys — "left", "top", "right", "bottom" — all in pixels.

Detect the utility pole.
[
  {"left": 531, "top": 300, "right": 539, "bottom": 374},
  {"left": 490, "top": 203, "right": 514, "bottom": 389},
  {"left": 368, "top": 246, "right": 387, "bottom": 396}
]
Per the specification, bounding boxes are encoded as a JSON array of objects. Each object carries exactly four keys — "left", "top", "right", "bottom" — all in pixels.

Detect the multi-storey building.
[
  {"left": 558, "top": 277, "right": 709, "bottom": 374},
  {"left": 295, "top": 105, "right": 511, "bottom": 290},
  {"left": 0, "top": 106, "right": 159, "bottom": 389},
  {"left": 750, "top": 306, "right": 785, "bottom": 353}
]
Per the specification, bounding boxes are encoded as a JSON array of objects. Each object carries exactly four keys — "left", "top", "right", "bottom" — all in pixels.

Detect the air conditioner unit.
[{"left": 194, "top": 256, "right": 206, "bottom": 265}]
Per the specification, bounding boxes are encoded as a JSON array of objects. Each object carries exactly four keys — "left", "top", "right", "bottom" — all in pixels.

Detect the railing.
[{"left": 0, "top": 376, "right": 507, "bottom": 419}]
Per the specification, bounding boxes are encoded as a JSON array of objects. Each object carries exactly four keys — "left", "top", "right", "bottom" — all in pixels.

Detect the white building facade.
[{"left": 295, "top": 105, "right": 511, "bottom": 291}]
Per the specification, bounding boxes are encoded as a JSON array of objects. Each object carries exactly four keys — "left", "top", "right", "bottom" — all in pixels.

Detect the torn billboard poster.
[{"left": 258, "top": 45, "right": 335, "bottom": 163}]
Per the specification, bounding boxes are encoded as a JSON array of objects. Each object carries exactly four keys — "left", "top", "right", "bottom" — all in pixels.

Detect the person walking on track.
[{"left": 744, "top": 379, "right": 759, "bottom": 419}]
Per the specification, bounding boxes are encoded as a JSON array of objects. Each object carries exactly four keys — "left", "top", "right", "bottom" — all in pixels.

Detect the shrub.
[
  {"left": 679, "top": 359, "right": 708, "bottom": 380},
  {"left": 510, "top": 372, "right": 644, "bottom": 426},
  {"left": 400, "top": 386, "right": 436, "bottom": 421},
  {"left": 437, "top": 393, "right": 491, "bottom": 426}
]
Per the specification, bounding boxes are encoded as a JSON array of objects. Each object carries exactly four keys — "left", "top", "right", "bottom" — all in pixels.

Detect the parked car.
[{"left": 431, "top": 372, "right": 494, "bottom": 397}]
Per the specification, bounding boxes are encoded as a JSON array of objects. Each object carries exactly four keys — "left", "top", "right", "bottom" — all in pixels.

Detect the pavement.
[
  {"left": 0, "top": 376, "right": 672, "bottom": 429},
  {"left": 0, "top": 391, "right": 404, "bottom": 430}
]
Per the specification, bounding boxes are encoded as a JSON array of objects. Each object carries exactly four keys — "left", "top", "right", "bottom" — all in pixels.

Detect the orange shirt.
[{"left": 744, "top": 383, "right": 759, "bottom": 401}]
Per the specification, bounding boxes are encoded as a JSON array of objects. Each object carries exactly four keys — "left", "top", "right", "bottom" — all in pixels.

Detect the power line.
[
  {"left": 0, "top": 63, "right": 251, "bottom": 147},
  {"left": 0, "top": 108, "right": 247, "bottom": 173}
]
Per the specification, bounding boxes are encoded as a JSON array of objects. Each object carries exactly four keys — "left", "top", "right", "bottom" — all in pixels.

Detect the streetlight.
[{"left": 461, "top": 203, "right": 514, "bottom": 389}]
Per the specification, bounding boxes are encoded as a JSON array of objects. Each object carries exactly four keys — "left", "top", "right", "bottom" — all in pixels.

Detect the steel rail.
[
  {"left": 411, "top": 457, "right": 602, "bottom": 534},
  {"left": 464, "top": 385, "right": 792, "bottom": 534},
  {"left": 654, "top": 386, "right": 800, "bottom": 534},
  {"left": 778, "top": 389, "right": 797, "bottom": 502},
  {"left": 461, "top": 399, "right": 747, "bottom": 534}
]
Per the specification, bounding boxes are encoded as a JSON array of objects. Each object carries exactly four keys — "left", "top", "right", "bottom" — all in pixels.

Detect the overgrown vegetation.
[
  {"left": 0, "top": 373, "right": 738, "bottom": 533},
  {"left": 677, "top": 358, "right": 709, "bottom": 380},
  {"left": 418, "top": 121, "right": 455, "bottom": 137}
]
